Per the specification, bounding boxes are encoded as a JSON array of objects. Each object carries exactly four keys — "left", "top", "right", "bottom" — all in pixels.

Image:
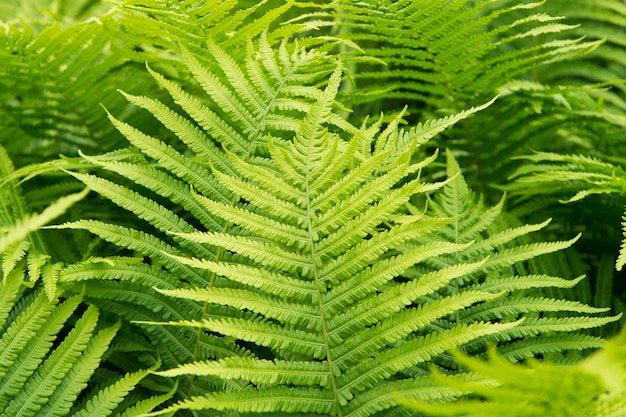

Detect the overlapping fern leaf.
[
  {"left": 448, "top": 0, "right": 626, "bottom": 196},
  {"left": 406, "top": 150, "right": 618, "bottom": 364},
  {"left": 0, "top": 145, "right": 169, "bottom": 417},
  {"left": 506, "top": 152, "right": 626, "bottom": 272},
  {"left": 32, "top": 8, "right": 617, "bottom": 412},
  {"left": 401, "top": 324, "right": 626, "bottom": 417},
  {"left": 307, "top": 0, "right": 600, "bottom": 116}
]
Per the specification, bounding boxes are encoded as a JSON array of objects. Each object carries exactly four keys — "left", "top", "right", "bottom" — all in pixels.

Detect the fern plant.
[
  {"left": 0, "top": 268, "right": 166, "bottom": 417},
  {"left": 2, "top": 0, "right": 626, "bottom": 415}
]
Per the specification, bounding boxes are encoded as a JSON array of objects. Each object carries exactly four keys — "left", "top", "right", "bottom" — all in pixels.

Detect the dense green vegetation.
[{"left": 1, "top": 1, "right": 626, "bottom": 416}]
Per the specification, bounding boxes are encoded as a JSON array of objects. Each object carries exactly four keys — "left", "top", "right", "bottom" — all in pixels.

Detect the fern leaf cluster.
[
  {"left": 59, "top": 32, "right": 613, "bottom": 414},
  {"left": 2, "top": 0, "right": 626, "bottom": 415},
  {"left": 0, "top": 269, "right": 167, "bottom": 417},
  {"left": 0, "top": 16, "right": 153, "bottom": 164}
]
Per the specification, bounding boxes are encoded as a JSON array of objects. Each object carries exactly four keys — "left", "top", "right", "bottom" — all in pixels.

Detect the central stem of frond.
[{"left": 304, "top": 150, "right": 344, "bottom": 417}]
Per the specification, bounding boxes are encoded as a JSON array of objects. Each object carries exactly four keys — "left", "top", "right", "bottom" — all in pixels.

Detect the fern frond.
[
  {"left": 115, "top": 383, "right": 178, "bottom": 417},
  {"left": 316, "top": 0, "right": 597, "bottom": 116},
  {"left": 514, "top": 0, "right": 626, "bottom": 112},
  {"left": 2, "top": 240, "right": 29, "bottom": 280},
  {"left": 51, "top": 31, "right": 361, "bottom": 408},
  {"left": 76, "top": 151, "right": 223, "bottom": 231},
  {"left": 121, "top": 43, "right": 609, "bottom": 414},
  {"left": 402, "top": 324, "right": 626, "bottom": 417},
  {"left": 158, "top": 286, "right": 321, "bottom": 330},
  {"left": 0, "top": 290, "right": 57, "bottom": 393},
  {"left": 64, "top": 172, "right": 214, "bottom": 259},
  {"left": 34, "top": 317, "right": 121, "bottom": 417},
  {"left": 0, "top": 16, "right": 159, "bottom": 164},
  {"left": 0, "top": 188, "right": 88, "bottom": 254},
  {"left": 400, "top": 149, "right": 611, "bottom": 363},
  {"left": 498, "top": 333, "right": 605, "bottom": 363},
  {"left": 506, "top": 151, "right": 626, "bottom": 271},
  {"left": 471, "top": 274, "right": 587, "bottom": 293}
]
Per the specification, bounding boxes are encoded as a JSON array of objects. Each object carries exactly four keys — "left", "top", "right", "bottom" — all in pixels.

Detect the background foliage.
[{"left": 1, "top": 0, "right": 626, "bottom": 416}]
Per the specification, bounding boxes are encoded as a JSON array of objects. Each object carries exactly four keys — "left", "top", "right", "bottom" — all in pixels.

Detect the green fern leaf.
[
  {"left": 0, "top": 293, "right": 81, "bottom": 409},
  {"left": 0, "top": 266, "right": 169, "bottom": 417},
  {"left": 70, "top": 365, "right": 154, "bottom": 417},
  {"left": 0, "top": 290, "right": 56, "bottom": 386},
  {"left": 26, "top": 5, "right": 614, "bottom": 415},
  {"left": 115, "top": 383, "right": 177, "bottom": 417},
  {"left": 0, "top": 188, "right": 88, "bottom": 255},
  {"left": 2, "top": 304, "right": 101, "bottom": 416}
]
